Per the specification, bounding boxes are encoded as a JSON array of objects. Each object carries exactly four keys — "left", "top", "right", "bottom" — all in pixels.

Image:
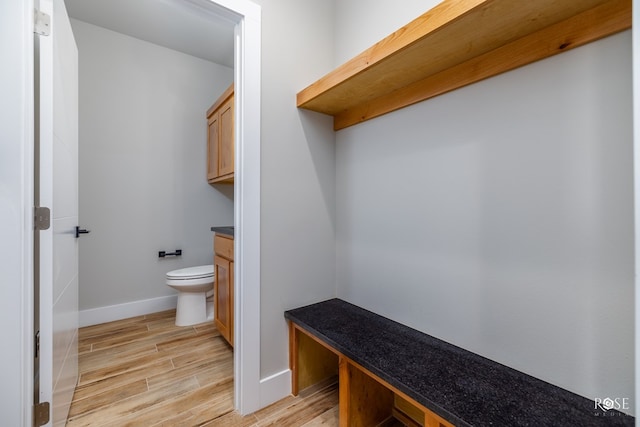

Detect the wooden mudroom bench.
[{"left": 285, "top": 299, "right": 633, "bottom": 427}]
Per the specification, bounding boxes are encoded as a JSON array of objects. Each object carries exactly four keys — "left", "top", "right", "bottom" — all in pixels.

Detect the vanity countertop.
[{"left": 211, "top": 226, "right": 234, "bottom": 237}]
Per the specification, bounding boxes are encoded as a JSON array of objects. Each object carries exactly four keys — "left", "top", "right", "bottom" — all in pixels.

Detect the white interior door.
[{"left": 36, "top": 0, "right": 79, "bottom": 425}]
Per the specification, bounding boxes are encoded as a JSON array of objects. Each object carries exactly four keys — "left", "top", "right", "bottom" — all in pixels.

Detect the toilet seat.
[
  {"left": 166, "top": 265, "right": 214, "bottom": 280},
  {"left": 166, "top": 265, "right": 214, "bottom": 287}
]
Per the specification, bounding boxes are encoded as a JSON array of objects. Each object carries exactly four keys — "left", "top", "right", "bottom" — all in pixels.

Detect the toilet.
[{"left": 166, "top": 265, "right": 214, "bottom": 326}]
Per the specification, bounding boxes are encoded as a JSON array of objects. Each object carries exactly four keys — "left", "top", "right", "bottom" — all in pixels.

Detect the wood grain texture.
[
  {"left": 297, "top": 0, "right": 490, "bottom": 109},
  {"left": 206, "top": 83, "right": 234, "bottom": 118},
  {"left": 344, "top": 357, "right": 455, "bottom": 427},
  {"left": 394, "top": 395, "right": 425, "bottom": 427},
  {"left": 333, "top": 0, "right": 631, "bottom": 130},
  {"left": 289, "top": 321, "right": 299, "bottom": 396},
  {"left": 296, "top": 0, "right": 631, "bottom": 130},
  {"left": 214, "top": 255, "right": 233, "bottom": 345},
  {"left": 342, "top": 360, "right": 394, "bottom": 427},
  {"left": 338, "top": 358, "right": 349, "bottom": 427},
  {"left": 67, "top": 310, "right": 340, "bottom": 426},
  {"left": 296, "top": 329, "right": 339, "bottom": 393},
  {"left": 215, "top": 234, "right": 234, "bottom": 261},
  {"left": 219, "top": 95, "right": 234, "bottom": 176},
  {"left": 214, "top": 234, "right": 234, "bottom": 346},
  {"left": 291, "top": 322, "right": 454, "bottom": 427},
  {"left": 207, "top": 83, "right": 235, "bottom": 184},
  {"left": 207, "top": 111, "right": 219, "bottom": 181}
]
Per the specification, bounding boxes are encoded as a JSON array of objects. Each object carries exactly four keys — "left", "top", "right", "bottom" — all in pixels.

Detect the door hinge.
[
  {"left": 34, "top": 9, "right": 51, "bottom": 36},
  {"left": 34, "top": 331, "right": 40, "bottom": 359},
  {"left": 34, "top": 207, "right": 50, "bottom": 231},
  {"left": 34, "top": 401, "right": 50, "bottom": 427}
]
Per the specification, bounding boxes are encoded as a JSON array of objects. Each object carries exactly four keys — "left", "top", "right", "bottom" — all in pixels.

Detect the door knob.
[{"left": 75, "top": 226, "right": 91, "bottom": 238}]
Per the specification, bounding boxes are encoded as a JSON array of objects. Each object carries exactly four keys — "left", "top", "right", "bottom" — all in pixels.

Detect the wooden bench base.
[{"left": 289, "top": 322, "right": 453, "bottom": 427}]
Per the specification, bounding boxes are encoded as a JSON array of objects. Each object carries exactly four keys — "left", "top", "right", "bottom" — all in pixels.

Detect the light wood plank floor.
[{"left": 67, "top": 310, "right": 340, "bottom": 426}]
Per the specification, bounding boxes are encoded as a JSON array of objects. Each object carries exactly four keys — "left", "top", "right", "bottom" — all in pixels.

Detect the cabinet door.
[
  {"left": 214, "top": 255, "right": 232, "bottom": 345},
  {"left": 207, "top": 112, "right": 219, "bottom": 181},
  {"left": 218, "top": 96, "right": 234, "bottom": 177}
]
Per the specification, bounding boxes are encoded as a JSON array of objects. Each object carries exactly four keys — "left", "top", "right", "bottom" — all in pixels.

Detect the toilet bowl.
[{"left": 166, "top": 265, "right": 214, "bottom": 326}]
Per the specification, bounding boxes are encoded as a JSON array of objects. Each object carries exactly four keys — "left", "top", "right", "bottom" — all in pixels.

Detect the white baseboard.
[
  {"left": 259, "top": 369, "right": 292, "bottom": 409},
  {"left": 79, "top": 295, "right": 178, "bottom": 327}
]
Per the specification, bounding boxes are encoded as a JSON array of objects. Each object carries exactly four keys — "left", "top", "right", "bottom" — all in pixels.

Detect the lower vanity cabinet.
[{"left": 214, "top": 234, "right": 234, "bottom": 347}]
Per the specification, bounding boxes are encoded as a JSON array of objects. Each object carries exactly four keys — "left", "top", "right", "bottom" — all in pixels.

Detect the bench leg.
[
  {"left": 289, "top": 321, "right": 299, "bottom": 396},
  {"left": 339, "top": 357, "right": 394, "bottom": 427},
  {"left": 339, "top": 357, "right": 349, "bottom": 427},
  {"left": 290, "top": 323, "right": 338, "bottom": 396}
]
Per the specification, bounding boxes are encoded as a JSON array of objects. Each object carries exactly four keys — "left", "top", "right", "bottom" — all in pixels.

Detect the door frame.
[
  {"left": 200, "top": 0, "right": 263, "bottom": 414},
  {"left": 4, "top": 0, "right": 36, "bottom": 424},
  {"left": 7, "top": 0, "right": 263, "bottom": 422}
]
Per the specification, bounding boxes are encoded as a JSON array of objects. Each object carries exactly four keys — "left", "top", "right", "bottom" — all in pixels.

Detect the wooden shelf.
[{"left": 297, "top": 0, "right": 631, "bottom": 131}]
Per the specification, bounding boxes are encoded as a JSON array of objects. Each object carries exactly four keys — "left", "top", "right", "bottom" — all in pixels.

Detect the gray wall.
[
  {"left": 335, "top": 1, "right": 634, "bottom": 412},
  {"left": 252, "top": 0, "right": 337, "bottom": 378},
  {"left": 73, "top": 19, "right": 234, "bottom": 310},
  {"left": 634, "top": 1, "right": 640, "bottom": 416}
]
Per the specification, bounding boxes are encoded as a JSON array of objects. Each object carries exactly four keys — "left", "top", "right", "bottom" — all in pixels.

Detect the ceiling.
[{"left": 64, "top": 0, "right": 236, "bottom": 68}]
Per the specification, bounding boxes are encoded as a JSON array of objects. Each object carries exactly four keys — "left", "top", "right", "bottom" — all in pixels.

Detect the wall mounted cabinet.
[
  {"left": 207, "top": 84, "right": 234, "bottom": 183},
  {"left": 297, "top": 0, "right": 631, "bottom": 130}
]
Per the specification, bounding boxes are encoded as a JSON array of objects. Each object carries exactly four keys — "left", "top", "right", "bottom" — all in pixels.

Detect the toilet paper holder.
[{"left": 159, "top": 249, "right": 182, "bottom": 258}]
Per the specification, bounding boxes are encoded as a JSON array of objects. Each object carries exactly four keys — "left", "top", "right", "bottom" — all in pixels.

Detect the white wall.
[
  {"left": 335, "top": 1, "right": 634, "bottom": 414},
  {"left": 72, "top": 19, "right": 234, "bottom": 317},
  {"left": 250, "top": 0, "right": 336, "bottom": 379},
  {"left": 0, "top": 1, "right": 32, "bottom": 424}
]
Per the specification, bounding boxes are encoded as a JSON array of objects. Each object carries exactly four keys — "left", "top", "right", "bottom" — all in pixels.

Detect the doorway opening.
[{"left": 59, "top": 0, "right": 261, "bottom": 419}]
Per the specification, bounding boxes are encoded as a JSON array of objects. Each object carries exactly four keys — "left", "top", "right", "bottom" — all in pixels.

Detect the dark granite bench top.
[
  {"left": 285, "top": 299, "right": 633, "bottom": 427},
  {"left": 211, "top": 226, "right": 234, "bottom": 237}
]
